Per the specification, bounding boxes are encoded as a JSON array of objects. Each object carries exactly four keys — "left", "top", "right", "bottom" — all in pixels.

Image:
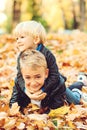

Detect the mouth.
[{"left": 19, "top": 44, "right": 24, "bottom": 47}]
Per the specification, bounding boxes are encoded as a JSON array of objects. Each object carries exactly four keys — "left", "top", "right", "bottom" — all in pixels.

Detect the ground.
[{"left": 0, "top": 30, "right": 87, "bottom": 129}]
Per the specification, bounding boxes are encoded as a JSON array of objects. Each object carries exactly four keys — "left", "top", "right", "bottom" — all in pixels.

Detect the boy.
[
  {"left": 10, "top": 49, "right": 65, "bottom": 113},
  {"left": 10, "top": 20, "right": 66, "bottom": 108}
]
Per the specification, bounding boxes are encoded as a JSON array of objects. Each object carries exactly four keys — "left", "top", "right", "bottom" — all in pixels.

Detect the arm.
[
  {"left": 9, "top": 78, "right": 19, "bottom": 107},
  {"left": 42, "top": 50, "right": 66, "bottom": 93},
  {"left": 9, "top": 78, "right": 31, "bottom": 108},
  {"left": 9, "top": 54, "right": 25, "bottom": 107},
  {"left": 16, "top": 53, "right": 25, "bottom": 89}
]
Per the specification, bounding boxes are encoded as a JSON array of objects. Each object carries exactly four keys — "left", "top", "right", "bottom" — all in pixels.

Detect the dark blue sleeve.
[{"left": 42, "top": 50, "right": 66, "bottom": 94}]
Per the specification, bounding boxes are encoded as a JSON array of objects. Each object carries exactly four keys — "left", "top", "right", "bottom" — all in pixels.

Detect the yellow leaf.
[
  {"left": 49, "top": 106, "right": 69, "bottom": 118},
  {"left": 66, "top": 120, "right": 77, "bottom": 129}
]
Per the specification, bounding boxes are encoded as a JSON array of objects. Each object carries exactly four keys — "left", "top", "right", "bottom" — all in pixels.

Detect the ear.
[
  {"left": 45, "top": 68, "right": 49, "bottom": 79},
  {"left": 34, "top": 35, "right": 40, "bottom": 45}
]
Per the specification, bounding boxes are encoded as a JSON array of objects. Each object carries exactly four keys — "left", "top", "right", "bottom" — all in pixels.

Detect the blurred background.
[{"left": 0, "top": 0, "right": 87, "bottom": 34}]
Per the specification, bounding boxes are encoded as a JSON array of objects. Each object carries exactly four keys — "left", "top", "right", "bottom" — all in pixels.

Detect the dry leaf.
[{"left": 9, "top": 102, "right": 20, "bottom": 115}]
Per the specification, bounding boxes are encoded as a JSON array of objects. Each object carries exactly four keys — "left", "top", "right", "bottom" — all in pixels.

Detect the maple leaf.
[{"left": 9, "top": 102, "right": 20, "bottom": 115}]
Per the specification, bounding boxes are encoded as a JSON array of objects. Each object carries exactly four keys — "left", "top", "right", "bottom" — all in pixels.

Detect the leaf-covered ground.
[{"left": 0, "top": 30, "right": 87, "bottom": 129}]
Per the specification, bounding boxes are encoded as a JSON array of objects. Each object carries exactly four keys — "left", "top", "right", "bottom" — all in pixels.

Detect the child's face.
[
  {"left": 16, "top": 34, "right": 37, "bottom": 52},
  {"left": 22, "top": 66, "right": 49, "bottom": 93}
]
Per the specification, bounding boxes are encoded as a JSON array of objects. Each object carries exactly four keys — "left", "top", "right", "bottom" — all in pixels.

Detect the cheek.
[
  {"left": 25, "top": 42, "right": 32, "bottom": 49},
  {"left": 16, "top": 42, "right": 19, "bottom": 48},
  {"left": 39, "top": 78, "right": 45, "bottom": 85},
  {"left": 24, "top": 79, "right": 30, "bottom": 85},
  {"left": 25, "top": 81, "right": 30, "bottom": 89}
]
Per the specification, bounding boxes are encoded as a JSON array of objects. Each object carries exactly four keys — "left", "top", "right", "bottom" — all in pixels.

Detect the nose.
[{"left": 30, "top": 80, "right": 37, "bottom": 86}]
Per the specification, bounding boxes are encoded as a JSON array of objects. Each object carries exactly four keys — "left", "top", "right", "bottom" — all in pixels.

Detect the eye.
[
  {"left": 25, "top": 76, "right": 30, "bottom": 80},
  {"left": 21, "top": 36, "right": 25, "bottom": 38},
  {"left": 16, "top": 37, "right": 18, "bottom": 40},
  {"left": 35, "top": 75, "right": 41, "bottom": 79}
]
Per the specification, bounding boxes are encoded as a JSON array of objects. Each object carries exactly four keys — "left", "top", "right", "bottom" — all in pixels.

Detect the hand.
[{"left": 25, "top": 89, "right": 47, "bottom": 100}]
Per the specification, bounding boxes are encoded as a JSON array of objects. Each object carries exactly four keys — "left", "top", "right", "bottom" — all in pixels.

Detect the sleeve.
[
  {"left": 17, "top": 53, "right": 25, "bottom": 89},
  {"left": 42, "top": 51, "right": 66, "bottom": 93},
  {"left": 9, "top": 78, "right": 19, "bottom": 107},
  {"left": 9, "top": 78, "right": 31, "bottom": 109},
  {"left": 9, "top": 54, "right": 25, "bottom": 107}
]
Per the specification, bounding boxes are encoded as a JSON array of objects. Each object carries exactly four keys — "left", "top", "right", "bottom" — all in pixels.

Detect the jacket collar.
[{"left": 36, "top": 43, "right": 42, "bottom": 51}]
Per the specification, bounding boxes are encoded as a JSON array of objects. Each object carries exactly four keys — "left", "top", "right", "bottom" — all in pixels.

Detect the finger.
[
  {"left": 33, "top": 92, "right": 46, "bottom": 97},
  {"left": 26, "top": 90, "right": 47, "bottom": 100},
  {"left": 33, "top": 90, "right": 43, "bottom": 95},
  {"left": 32, "top": 93, "right": 47, "bottom": 100},
  {"left": 38, "top": 93, "right": 47, "bottom": 100}
]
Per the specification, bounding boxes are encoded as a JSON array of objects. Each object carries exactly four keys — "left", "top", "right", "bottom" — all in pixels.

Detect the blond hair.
[
  {"left": 13, "top": 20, "right": 47, "bottom": 43},
  {"left": 20, "top": 49, "right": 47, "bottom": 70}
]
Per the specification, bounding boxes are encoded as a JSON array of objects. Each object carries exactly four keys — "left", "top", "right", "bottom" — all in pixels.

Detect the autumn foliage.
[{"left": 0, "top": 30, "right": 87, "bottom": 129}]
